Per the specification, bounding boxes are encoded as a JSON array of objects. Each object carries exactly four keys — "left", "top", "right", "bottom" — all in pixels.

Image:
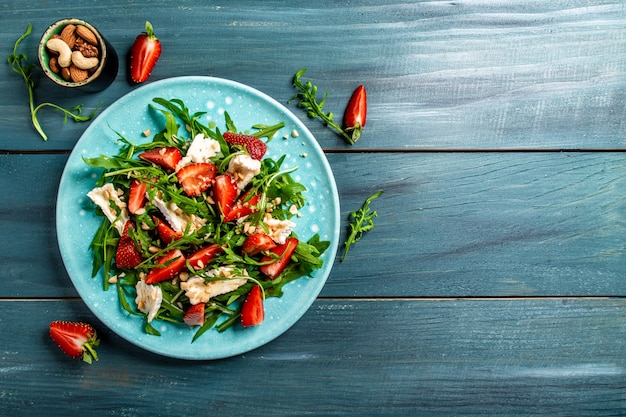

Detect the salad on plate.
[{"left": 83, "top": 97, "right": 330, "bottom": 341}]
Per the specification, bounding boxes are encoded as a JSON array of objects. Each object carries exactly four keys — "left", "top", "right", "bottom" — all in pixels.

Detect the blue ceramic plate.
[{"left": 56, "top": 76, "right": 340, "bottom": 360}]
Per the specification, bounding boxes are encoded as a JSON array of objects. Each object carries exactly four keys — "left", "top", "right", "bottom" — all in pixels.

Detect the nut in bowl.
[{"left": 38, "top": 18, "right": 118, "bottom": 92}]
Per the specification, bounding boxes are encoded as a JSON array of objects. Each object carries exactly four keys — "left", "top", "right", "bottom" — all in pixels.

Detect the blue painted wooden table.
[{"left": 1, "top": 1, "right": 625, "bottom": 415}]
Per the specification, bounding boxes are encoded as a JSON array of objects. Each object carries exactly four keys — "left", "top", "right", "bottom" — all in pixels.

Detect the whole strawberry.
[
  {"left": 223, "top": 132, "right": 267, "bottom": 160},
  {"left": 49, "top": 321, "right": 100, "bottom": 364},
  {"left": 129, "top": 21, "right": 161, "bottom": 83},
  {"left": 343, "top": 85, "right": 367, "bottom": 143}
]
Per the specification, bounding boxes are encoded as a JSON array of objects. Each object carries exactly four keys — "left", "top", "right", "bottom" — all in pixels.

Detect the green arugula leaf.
[
  {"left": 251, "top": 122, "right": 285, "bottom": 141},
  {"left": 7, "top": 24, "right": 98, "bottom": 141},
  {"left": 289, "top": 68, "right": 354, "bottom": 145},
  {"left": 342, "top": 190, "right": 384, "bottom": 261}
]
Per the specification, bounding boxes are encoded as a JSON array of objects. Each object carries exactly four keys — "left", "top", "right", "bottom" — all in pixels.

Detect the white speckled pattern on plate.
[{"left": 56, "top": 76, "right": 340, "bottom": 360}]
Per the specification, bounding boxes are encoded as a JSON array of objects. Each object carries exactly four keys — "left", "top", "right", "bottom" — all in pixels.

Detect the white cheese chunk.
[
  {"left": 226, "top": 153, "right": 261, "bottom": 191},
  {"left": 188, "top": 133, "right": 221, "bottom": 162},
  {"left": 87, "top": 183, "right": 129, "bottom": 234},
  {"left": 135, "top": 280, "right": 163, "bottom": 323},
  {"left": 180, "top": 266, "right": 247, "bottom": 305},
  {"left": 263, "top": 215, "right": 296, "bottom": 245},
  {"left": 151, "top": 194, "right": 206, "bottom": 233},
  {"left": 177, "top": 133, "right": 221, "bottom": 169}
]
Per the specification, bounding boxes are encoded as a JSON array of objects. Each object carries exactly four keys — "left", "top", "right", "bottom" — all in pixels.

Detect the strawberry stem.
[
  {"left": 80, "top": 331, "right": 100, "bottom": 364},
  {"left": 145, "top": 21, "right": 157, "bottom": 40}
]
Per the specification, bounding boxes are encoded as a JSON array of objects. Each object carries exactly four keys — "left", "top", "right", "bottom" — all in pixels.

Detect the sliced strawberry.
[
  {"left": 176, "top": 162, "right": 217, "bottom": 196},
  {"left": 128, "top": 179, "right": 147, "bottom": 214},
  {"left": 242, "top": 233, "right": 277, "bottom": 256},
  {"left": 188, "top": 244, "right": 223, "bottom": 270},
  {"left": 223, "top": 193, "right": 260, "bottom": 222},
  {"left": 145, "top": 249, "right": 186, "bottom": 284},
  {"left": 259, "top": 237, "right": 299, "bottom": 279},
  {"left": 129, "top": 21, "right": 162, "bottom": 83},
  {"left": 115, "top": 221, "right": 143, "bottom": 269},
  {"left": 183, "top": 303, "right": 205, "bottom": 326},
  {"left": 49, "top": 321, "right": 99, "bottom": 363},
  {"left": 241, "top": 285, "right": 264, "bottom": 327},
  {"left": 138, "top": 147, "right": 182, "bottom": 171},
  {"left": 223, "top": 132, "right": 267, "bottom": 160},
  {"left": 343, "top": 85, "right": 367, "bottom": 143},
  {"left": 212, "top": 174, "right": 238, "bottom": 217},
  {"left": 153, "top": 216, "right": 182, "bottom": 244}
]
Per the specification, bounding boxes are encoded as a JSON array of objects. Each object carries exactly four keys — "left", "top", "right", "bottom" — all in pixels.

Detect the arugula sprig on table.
[
  {"left": 7, "top": 24, "right": 98, "bottom": 141},
  {"left": 289, "top": 68, "right": 357, "bottom": 145},
  {"left": 342, "top": 190, "right": 384, "bottom": 261}
]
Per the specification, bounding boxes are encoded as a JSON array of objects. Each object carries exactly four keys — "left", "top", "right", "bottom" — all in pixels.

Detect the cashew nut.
[
  {"left": 71, "top": 50, "right": 99, "bottom": 70},
  {"left": 46, "top": 38, "right": 73, "bottom": 68}
]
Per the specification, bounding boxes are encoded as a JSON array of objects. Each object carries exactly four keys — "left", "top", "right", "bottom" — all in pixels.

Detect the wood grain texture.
[
  {"left": 1, "top": 2, "right": 626, "bottom": 415},
  {"left": 0, "top": 0, "right": 624, "bottom": 150},
  {"left": 0, "top": 299, "right": 625, "bottom": 416},
  {"left": 2, "top": 152, "right": 626, "bottom": 298}
]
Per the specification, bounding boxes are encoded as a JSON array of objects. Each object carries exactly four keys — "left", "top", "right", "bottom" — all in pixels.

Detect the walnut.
[{"left": 75, "top": 37, "right": 99, "bottom": 58}]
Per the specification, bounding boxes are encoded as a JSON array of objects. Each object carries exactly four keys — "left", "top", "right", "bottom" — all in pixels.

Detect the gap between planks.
[
  {"left": 1, "top": 295, "right": 624, "bottom": 302},
  {"left": 5, "top": 148, "right": 626, "bottom": 155}
]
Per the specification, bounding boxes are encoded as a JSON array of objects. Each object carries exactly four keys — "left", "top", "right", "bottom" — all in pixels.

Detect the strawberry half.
[
  {"left": 223, "top": 192, "right": 260, "bottom": 222},
  {"left": 183, "top": 303, "right": 205, "bottom": 326},
  {"left": 188, "top": 244, "right": 223, "bottom": 270},
  {"left": 145, "top": 249, "right": 186, "bottom": 284},
  {"left": 115, "top": 221, "right": 143, "bottom": 269},
  {"left": 128, "top": 179, "right": 147, "bottom": 214},
  {"left": 138, "top": 147, "right": 182, "bottom": 171},
  {"left": 153, "top": 216, "right": 181, "bottom": 244},
  {"left": 176, "top": 162, "right": 217, "bottom": 196},
  {"left": 49, "top": 321, "right": 99, "bottom": 363},
  {"left": 259, "top": 237, "right": 299, "bottom": 279},
  {"left": 242, "top": 233, "right": 277, "bottom": 256},
  {"left": 212, "top": 174, "right": 239, "bottom": 217},
  {"left": 223, "top": 132, "right": 267, "bottom": 160},
  {"left": 129, "top": 21, "right": 162, "bottom": 83},
  {"left": 241, "top": 285, "right": 264, "bottom": 327},
  {"left": 343, "top": 85, "right": 367, "bottom": 143}
]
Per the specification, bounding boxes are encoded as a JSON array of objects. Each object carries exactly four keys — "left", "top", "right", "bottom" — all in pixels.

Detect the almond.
[
  {"left": 69, "top": 65, "right": 88, "bottom": 82},
  {"left": 60, "top": 24, "right": 77, "bottom": 49},
  {"left": 49, "top": 56, "right": 60, "bottom": 73},
  {"left": 61, "top": 67, "right": 71, "bottom": 81},
  {"left": 75, "top": 25, "right": 98, "bottom": 45}
]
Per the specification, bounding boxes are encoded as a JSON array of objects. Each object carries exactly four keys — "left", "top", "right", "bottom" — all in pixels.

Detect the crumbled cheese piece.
[
  {"left": 177, "top": 133, "right": 221, "bottom": 170},
  {"left": 191, "top": 134, "right": 221, "bottom": 161},
  {"left": 180, "top": 266, "right": 247, "bottom": 305},
  {"left": 226, "top": 153, "right": 261, "bottom": 190},
  {"left": 135, "top": 280, "right": 163, "bottom": 323},
  {"left": 151, "top": 193, "right": 206, "bottom": 233},
  {"left": 291, "top": 129, "right": 299, "bottom": 138},
  {"left": 263, "top": 215, "right": 296, "bottom": 244},
  {"left": 87, "top": 183, "right": 129, "bottom": 234}
]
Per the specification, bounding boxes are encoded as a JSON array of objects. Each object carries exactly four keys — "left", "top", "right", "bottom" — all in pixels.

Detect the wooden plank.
[
  {"left": 0, "top": 154, "right": 78, "bottom": 297},
  {"left": 328, "top": 151, "right": 626, "bottom": 297},
  {"left": 2, "top": 152, "right": 626, "bottom": 298},
  {"left": 0, "top": 298, "right": 625, "bottom": 416},
  {"left": 0, "top": 0, "right": 624, "bottom": 151}
]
